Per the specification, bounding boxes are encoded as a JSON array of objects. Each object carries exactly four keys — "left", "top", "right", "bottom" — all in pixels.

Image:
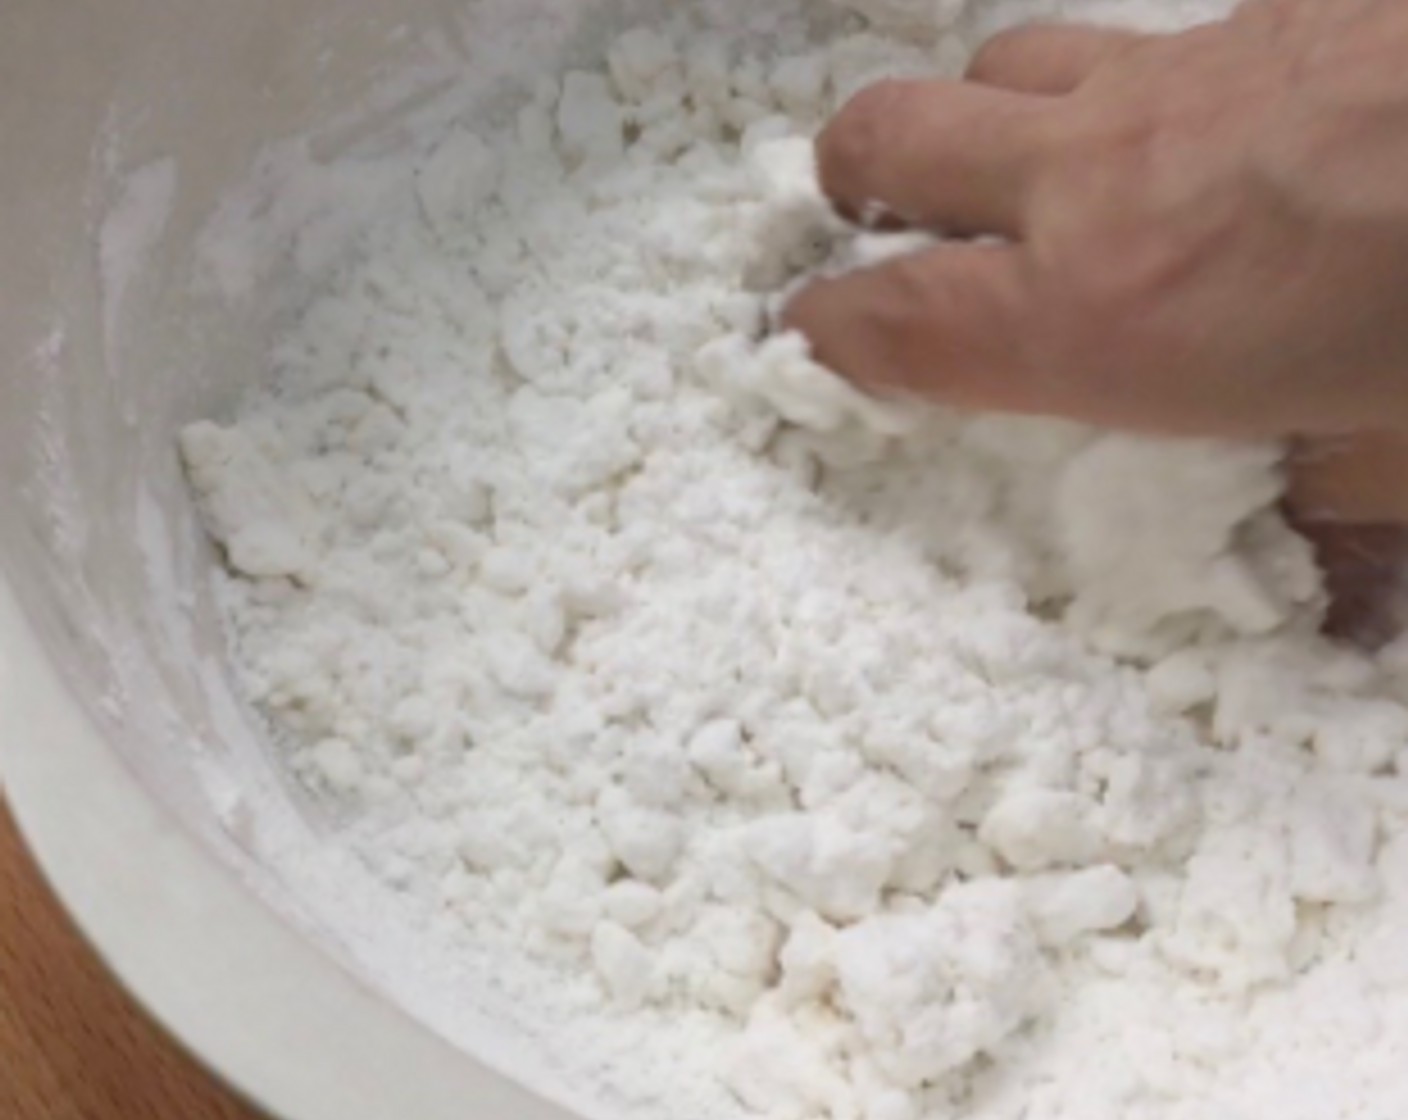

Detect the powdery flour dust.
[{"left": 182, "top": 2, "right": 1408, "bottom": 1118}]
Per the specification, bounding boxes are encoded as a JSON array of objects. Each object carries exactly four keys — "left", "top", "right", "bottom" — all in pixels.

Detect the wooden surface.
[{"left": 0, "top": 797, "right": 267, "bottom": 1120}]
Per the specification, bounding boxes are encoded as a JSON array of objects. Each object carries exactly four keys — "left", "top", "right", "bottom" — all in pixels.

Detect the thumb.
[{"left": 781, "top": 242, "right": 1054, "bottom": 415}]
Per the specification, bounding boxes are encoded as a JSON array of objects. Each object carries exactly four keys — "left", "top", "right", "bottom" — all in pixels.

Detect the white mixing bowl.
[{"left": 0, "top": 1, "right": 677, "bottom": 1115}]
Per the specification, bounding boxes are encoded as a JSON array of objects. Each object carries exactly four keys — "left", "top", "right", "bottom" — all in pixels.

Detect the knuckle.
[
  {"left": 1020, "top": 285, "right": 1087, "bottom": 377},
  {"left": 1040, "top": 102, "right": 1158, "bottom": 198},
  {"left": 1020, "top": 254, "right": 1125, "bottom": 376},
  {"left": 837, "top": 259, "right": 941, "bottom": 388},
  {"left": 881, "top": 255, "right": 960, "bottom": 337},
  {"left": 877, "top": 255, "right": 1002, "bottom": 374}
]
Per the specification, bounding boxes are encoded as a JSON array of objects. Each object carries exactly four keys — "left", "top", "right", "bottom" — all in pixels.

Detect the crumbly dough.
[{"left": 182, "top": 8, "right": 1408, "bottom": 1120}]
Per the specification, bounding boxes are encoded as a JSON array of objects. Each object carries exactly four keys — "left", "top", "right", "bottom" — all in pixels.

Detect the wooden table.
[{"left": 0, "top": 797, "right": 267, "bottom": 1120}]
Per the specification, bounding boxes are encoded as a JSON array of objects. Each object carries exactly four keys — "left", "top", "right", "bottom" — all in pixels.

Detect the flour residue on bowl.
[{"left": 182, "top": 3, "right": 1408, "bottom": 1119}]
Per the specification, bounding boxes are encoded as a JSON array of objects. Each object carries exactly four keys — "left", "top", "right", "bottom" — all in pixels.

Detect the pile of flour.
[{"left": 183, "top": 4, "right": 1408, "bottom": 1119}]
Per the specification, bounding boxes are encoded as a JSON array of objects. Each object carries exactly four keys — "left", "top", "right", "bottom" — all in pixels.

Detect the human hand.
[{"left": 784, "top": 0, "right": 1408, "bottom": 638}]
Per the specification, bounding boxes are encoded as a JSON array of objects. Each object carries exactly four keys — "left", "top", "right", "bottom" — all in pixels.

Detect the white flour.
[{"left": 183, "top": 4, "right": 1408, "bottom": 1119}]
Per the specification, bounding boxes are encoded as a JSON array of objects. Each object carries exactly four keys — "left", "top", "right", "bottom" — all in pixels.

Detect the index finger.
[{"left": 816, "top": 79, "right": 1055, "bottom": 236}]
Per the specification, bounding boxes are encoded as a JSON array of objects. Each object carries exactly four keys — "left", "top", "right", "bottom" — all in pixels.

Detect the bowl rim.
[{"left": 0, "top": 574, "right": 573, "bottom": 1120}]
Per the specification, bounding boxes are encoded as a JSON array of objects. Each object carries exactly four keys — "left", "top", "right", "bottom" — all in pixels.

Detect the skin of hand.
[{"left": 784, "top": 0, "right": 1408, "bottom": 639}]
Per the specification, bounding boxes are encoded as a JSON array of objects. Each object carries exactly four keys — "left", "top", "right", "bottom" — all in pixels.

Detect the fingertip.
[
  {"left": 813, "top": 78, "right": 1049, "bottom": 235},
  {"left": 781, "top": 243, "right": 1039, "bottom": 409},
  {"left": 815, "top": 80, "right": 906, "bottom": 220}
]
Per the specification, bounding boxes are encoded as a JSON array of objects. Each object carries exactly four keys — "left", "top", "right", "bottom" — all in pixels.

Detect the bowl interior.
[{"left": 0, "top": 0, "right": 685, "bottom": 1107}]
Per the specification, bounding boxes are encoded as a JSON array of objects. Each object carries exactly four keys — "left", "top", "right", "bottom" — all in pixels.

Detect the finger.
[
  {"left": 1287, "top": 430, "right": 1408, "bottom": 525},
  {"left": 1285, "top": 431, "right": 1408, "bottom": 648},
  {"left": 1289, "top": 520, "right": 1408, "bottom": 649},
  {"left": 966, "top": 24, "right": 1145, "bottom": 95},
  {"left": 816, "top": 79, "right": 1054, "bottom": 236},
  {"left": 782, "top": 241, "right": 1052, "bottom": 411}
]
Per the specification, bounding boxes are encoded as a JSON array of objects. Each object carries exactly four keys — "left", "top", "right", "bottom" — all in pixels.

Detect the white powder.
[{"left": 182, "top": 5, "right": 1408, "bottom": 1120}]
